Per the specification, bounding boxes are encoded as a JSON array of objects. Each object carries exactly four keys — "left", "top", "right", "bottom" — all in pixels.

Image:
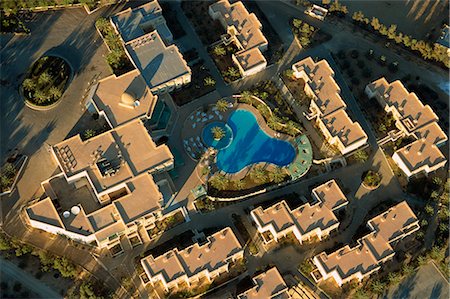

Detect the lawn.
[{"left": 22, "top": 56, "right": 71, "bottom": 106}]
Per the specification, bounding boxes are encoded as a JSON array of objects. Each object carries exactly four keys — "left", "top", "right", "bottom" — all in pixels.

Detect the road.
[{"left": 0, "top": 257, "right": 62, "bottom": 299}]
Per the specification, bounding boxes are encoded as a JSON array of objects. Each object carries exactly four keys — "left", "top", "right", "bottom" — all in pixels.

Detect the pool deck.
[{"left": 181, "top": 99, "right": 313, "bottom": 181}]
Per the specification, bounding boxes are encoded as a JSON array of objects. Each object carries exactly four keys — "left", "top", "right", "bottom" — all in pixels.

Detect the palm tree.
[
  {"left": 38, "top": 71, "right": 52, "bottom": 86},
  {"left": 213, "top": 45, "right": 226, "bottom": 57},
  {"left": 292, "top": 18, "right": 302, "bottom": 29},
  {"left": 402, "top": 35, "right": 412, "bottom": 47},
  {"left": 370, "top": 17, "right": 380, "bottom": 30},
  {"left": 215, "top": 99, "right": 229, "bottom": 112},
  {"left": 354, "top": 150, "right": 368, "bottom": 163},
  {"left": 234, "top": 180, "right": 246, "bottom": 190},
  {"left": 269, "top": 168, "right": 286, "bottom": 183},
  {"left": 22, "top": 78, "right": 35, "bottom": 91},
  {"left": 83, "top": 129, "right": 96, "bottom": 140},
  {"left": 226, "top": 67, "right": 239, "bottom": 79},
  {"left": 95, "top": 17, "right": 110, "bottom": 34},
  {"left": 370, "top": 280, "right": 385, "bottom": 295},
  {"left": 48, "top": 86, "right": 62, "bottom": 99},
  {"left": 240, "top": 90, "right": 253, "bottom": 104},
  {"left": 352, "top": 11, "right": 364, "bottom": 22},
  {"left": 33, "top": 90, "right": 47, "bottom": 103},
  {"left": 250, "top": 166, "right": 268, "bottom": 184},
  {"left": 211, "top": 126, "right": 225, "bottom": 140},
  {"left": 203, "top": 76, "right": 216, "bottom": 87},
  {"left": 285, "top": 121, "right": 298, "bottom": 136},
  {"left": 259, "top": 91, "right": 268, "bottom": 100},
  {"left": 379, "top": 24, "right": 388, "bottom": 36},
  {"left": 209, "top": 174, "right": 229, "bottom": 190},
  {"left": 387, "top": 272, "right": 402, "bottom": 285}
]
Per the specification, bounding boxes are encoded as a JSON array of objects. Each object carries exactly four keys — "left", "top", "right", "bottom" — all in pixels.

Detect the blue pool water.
[{"left": 215, "top": 109, "right": 296, "bottom": 173}]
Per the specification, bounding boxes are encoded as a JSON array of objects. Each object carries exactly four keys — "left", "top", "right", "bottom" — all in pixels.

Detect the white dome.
[{"left": 120, "top": 91, "right": 136, "bottom": 107}]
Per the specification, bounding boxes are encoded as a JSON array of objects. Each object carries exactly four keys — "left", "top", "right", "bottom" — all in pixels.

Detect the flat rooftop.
[
  {"left": 53, "top": 119, "right": 173, "bottom": 194},
  {"left": 238, "top": 267, "right": 290, "bottom": 299},
  {"left": 142, "top": 228, "right": 243, "bottom": 284},
  {"left": 321, "top": 109, "right": 368, "bottom": 148},
  {"left": 92, "top": 70, "right": 157, "bottom": 127},
  {"left": 125, "top": 31, "right": 190, "bottom": 90},
  {"left": 312, "top": 180, "right": 348, "bottom": 211},
  {"left": 112, "top": 0, "right": 172, "bottom": 43}
]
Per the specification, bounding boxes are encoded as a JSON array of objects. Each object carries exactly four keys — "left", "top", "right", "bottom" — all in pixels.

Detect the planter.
[{"left": 361, "top": 170, "right": 382, "bottom": 190}]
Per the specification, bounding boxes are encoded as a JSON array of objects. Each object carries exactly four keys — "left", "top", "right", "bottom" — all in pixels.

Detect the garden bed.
[
  {"left": 170, "top": 61, "right": 216, "bottom": 106},
  {"left": 209, "top": 43, "right": 242, "bottom": 83},
  {"left": 22, "top": 56, "right": 71, "bottom": 107},
  {"left": 95, "top": 17, "right": 134, "bottom": 76},
  {"left": 0, "top": 10, "right": 30, "bottom": 34},
  {"left": 291, "top": 18, "right": 331, "bottom": 48},
  {"left": 181, "top": 0, "right": 224, "bottom": 46},
  {"left": 361, "top": 170, "right": 382, "bottom": 189},
  {"left": 0, "top": 154, "right": 27, "bottom": 194},
  {"left": 146, "top": 211, "right": 185, "bottom": 239}
]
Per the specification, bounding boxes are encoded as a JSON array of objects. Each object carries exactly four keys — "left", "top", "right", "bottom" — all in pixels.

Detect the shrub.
[{"left": 362, "top": 170, "right": 381, "bottom": 187}]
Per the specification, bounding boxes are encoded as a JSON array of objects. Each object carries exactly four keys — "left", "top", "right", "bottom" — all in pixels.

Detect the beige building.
[
  {"left": 25, "top": 119, "right": 184, "bottom": 251},
  {"left": 237, "top": 267, "right": 291, "bottom": 299},
  {"left": 365, "top": 78, "right": 447, "bottom": 178},
  {"left": 141, "top": 227, "right": 244, "bottom": 291},
  {"left": 86, "top": 69, "right": 158, "bottom": 128},
  {"left": 292, "top": 57, "right": 368, "bottom": 154},
  {"left": 251, "top": 180, "right": 348, "bottom": 244},
  {"left": 209, "top": 0, "right": 268, "bottom": 77},
  {"left": 312, "top": 201, "right": 419, "bottom": 286},
  {"left": 111, "top": 1, "right": 191, "bottom": 94}
]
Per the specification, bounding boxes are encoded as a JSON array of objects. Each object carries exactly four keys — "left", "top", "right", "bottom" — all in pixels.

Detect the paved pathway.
[{"left": 0, "top": 257, "right": 62, "bottom": 299}]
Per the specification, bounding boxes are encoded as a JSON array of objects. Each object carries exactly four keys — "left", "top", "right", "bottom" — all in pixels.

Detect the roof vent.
[{"left": 71, "top": 206, "right": 81, "bottom": 215}]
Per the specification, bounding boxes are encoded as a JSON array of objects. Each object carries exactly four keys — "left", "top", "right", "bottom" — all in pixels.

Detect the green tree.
[
  {"left": 79, "top": 281, "right": 103, "bottom": 299},
  {"left": 370, "top": 280, "right": 386, "bottom": 295},
  {"left": 424, "top": 205, "right": 434, "bottom": 215},
  {"left": 354, "top": 149, "right": 368, "bottom": 162},
  {"left": 213, "top": 45, "right": 226, "bottom": 57},
  {"left": 240, "top": 90, "right": 253, "bottom": 104},
  {"left": 387, "top": 272, "right": 402, "bottom": 285},
  {"left": 284, "top": 121, "right": 298, "bottom": 136},
  {"left": 402, "top": 264, "right": 414, "bottom": 277},
  {"left": 0, "top": 234, "right": 11, "bottom": 251},
  {"left": 209, "top": 174, "right": 229, "bottom": 190},
  {"left": 226, "top": 67, "right": 239, "bottom": 79},
  {"left": 95, "top": 17, "right": 110, "bottom": 34},
  {"left": 38, "top": 72, "right": 52, "bottom": 86},
  {"left": 249, "top": 166, "right": 268, "bottom": 184},
  {"left": 292, "top": 18, "right": 303, "bottom": 29},
  {"left": 48, "top": 86, "right": 62, "bottom": 99},
  {"left": 387, "top": 24, "right": 397, "bottom": 39},
  {"left": 211, "top": 126, "right": 225, "bottom": 140},
  {"left": 22, "top": 78, "right": 35, "bottom": 91},
  {"left": 370, "top": 17, "right": 381, "bottom": 30},
  {"left": 215, "top": 99, "right": 229, "bottom": 112},
  {"left": 83, "top": 129, "right": 96, "bottom": 140},
  {"left": 269, "top": 167, "right": 286, "bottom": 183},
  {"left": 429, "top": 246, "right": 444, "bottom": 261},
  {"left": 203, "top": 76, "right": 216, "bottom": 87},
  {"left": 352, "top": 11, "right": 365, "bottom": 22},
  {"left": 417, "top": 255, "right": 428, "bottom": 266},
  {"left": 53, "top": 257, "right": 77, "bottom": 278}
]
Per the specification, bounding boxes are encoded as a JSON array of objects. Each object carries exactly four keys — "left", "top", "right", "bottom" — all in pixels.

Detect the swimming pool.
[{"left": 215, "top": 109, "right": 296, "bottom": 173}]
